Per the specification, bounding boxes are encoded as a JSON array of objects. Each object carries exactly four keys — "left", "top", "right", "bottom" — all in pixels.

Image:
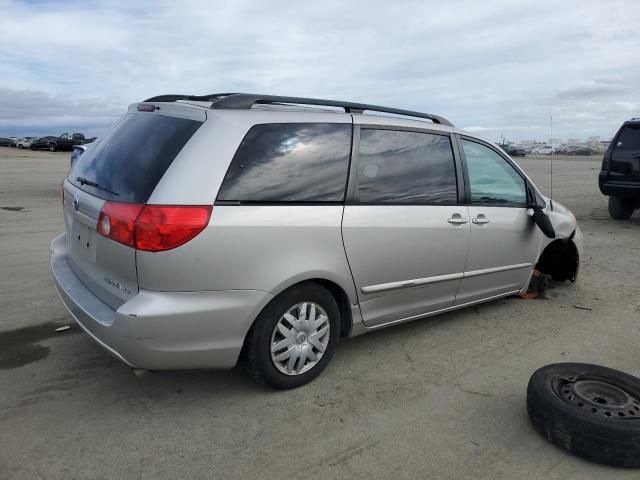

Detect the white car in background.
[
  {"left": 531, "top": 146, "right": 556, "bottom": 155},
  {"left": 17, "top": 137, "right": 36, "bottom": 149}
]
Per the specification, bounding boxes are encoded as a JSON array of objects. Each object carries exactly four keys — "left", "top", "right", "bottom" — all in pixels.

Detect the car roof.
[{"left": 139, "top": 92, "right": 455, "bottom": 127}]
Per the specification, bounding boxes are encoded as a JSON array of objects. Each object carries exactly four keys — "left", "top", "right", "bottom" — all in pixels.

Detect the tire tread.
[{"left": 527, "top": 363, "right": 640, "bottom": 467}]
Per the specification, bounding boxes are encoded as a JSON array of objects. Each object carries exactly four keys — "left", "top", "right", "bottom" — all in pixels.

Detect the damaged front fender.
[{"left": 535, "top": 199, "right": 583, "bottom": 282}]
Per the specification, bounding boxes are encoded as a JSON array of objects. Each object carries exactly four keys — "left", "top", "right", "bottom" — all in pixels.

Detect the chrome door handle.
[
  {"left": 447, "top": 216, "right": 468, "bottom": 225},
  {"left": 472, "top": 217, "right": 490, "bottom": 224}
]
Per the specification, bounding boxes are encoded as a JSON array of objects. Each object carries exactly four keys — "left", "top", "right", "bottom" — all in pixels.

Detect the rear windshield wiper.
[{"left": 76, "top": 176, "right": 119, "bottom": 196}]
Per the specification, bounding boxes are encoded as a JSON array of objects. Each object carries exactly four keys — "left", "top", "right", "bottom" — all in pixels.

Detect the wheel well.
[
  {"left": 250, "top": 279, "right": 353, "bottom": 340},
  {"left": 311, "top": 279, "right": 353, "bottom": 338},
  {"left": 536, "top": 239, "right": 579, "bottom": 282}
]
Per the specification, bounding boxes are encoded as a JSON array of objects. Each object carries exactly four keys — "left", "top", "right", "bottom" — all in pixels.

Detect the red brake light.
[
  {"left": 137, "top": 104, "right": 157, "bottom": 112},
  {"left": 97, "top": 202, "right": 143, "bottom": 248},
  {"left": 96, "top": 202, "right": 212, "bottom": 252},
  {"left": 136, "top": 205, "right": 212, "bottom": 251}
]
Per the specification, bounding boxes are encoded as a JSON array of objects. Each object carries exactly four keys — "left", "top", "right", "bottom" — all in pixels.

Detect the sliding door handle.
[
  {"left": 447, "top": 215, "right": 468, "bottom": 225},
  {"left": 472, "top": 216, "right": 490, "bottom": 225}
]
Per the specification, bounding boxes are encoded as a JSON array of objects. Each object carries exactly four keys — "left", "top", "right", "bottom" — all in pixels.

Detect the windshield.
[{"left": 67, "top": 113, "right": 202, "bottom": 203}]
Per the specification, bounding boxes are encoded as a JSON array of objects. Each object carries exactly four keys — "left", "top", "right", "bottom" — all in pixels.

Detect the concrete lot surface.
[{"left": 1, "top": 148, "right": 639, "bottom": 479}]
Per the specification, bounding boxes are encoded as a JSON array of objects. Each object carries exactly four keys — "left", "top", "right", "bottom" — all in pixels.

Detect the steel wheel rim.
[
  {"left": 555, "top": 375, "right": 640, "bottom": 419},
  {"left": 270, "top": 302, "right": 330, "bottom": 376}
]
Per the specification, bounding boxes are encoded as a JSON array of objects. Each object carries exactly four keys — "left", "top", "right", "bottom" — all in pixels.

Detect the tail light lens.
[
  {"left": 97, "top": 202, "right": 143, "bottom": 248},
  {"left": 601, "top": 150, "right": 611, "bottom": 171},
  {"left": 97, "top": 202, "right": 212, "bottom": 252},
  {"left": 136, "top": 205, "right": 212, "bottom": 251}
]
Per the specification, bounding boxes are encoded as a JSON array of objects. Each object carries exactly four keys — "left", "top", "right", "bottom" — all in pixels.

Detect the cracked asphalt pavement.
[{"left": 1, "top": 149, "right": 639, "bottom": 479}]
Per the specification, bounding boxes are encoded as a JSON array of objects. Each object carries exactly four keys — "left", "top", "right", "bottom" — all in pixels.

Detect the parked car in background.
[
  {"left": 8, "top": 137, "right": 19, "bottom": 147},
  {"left": 574, "top": 146, "right": 595, "bottom": 156},
  {"left": 69, "top": 144, "right": 87, "bottom": 166},
  {"left": 31, "top": 132, "right": 88, "bottom": 152},
  {"left": 30, "top": 136, "right": 56, "bottom": 151},
  {"left": 599, "top": 118, "right": 640, "bottom": 219},
  {"left": 51, "top": 93, "right": 582, "bottom": 389},
  {"left": 558, "top": 145, "right": 578, "bottom": 155},
  {"left": 17, "top": 137, "right": 36, "bottom": 149},
  {"left": 531, "top": 146, "right": 555, "bottom": 155},
  {"left": 0, "top": 137, "right": 12, "bottom": 147},
  {"left": 500, "top": 143, "right": 526, "bottom": 157},
  {"left": 558, "top": 145, "right": 595, "bottom": 156}
]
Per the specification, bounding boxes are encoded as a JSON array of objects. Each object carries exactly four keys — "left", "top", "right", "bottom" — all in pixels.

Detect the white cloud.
[{"left": 0, "top": 0, "right": 639, "bottom": 140}]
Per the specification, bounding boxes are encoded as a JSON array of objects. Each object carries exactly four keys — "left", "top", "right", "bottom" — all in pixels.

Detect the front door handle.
[
  {"left": 447, "top": 214, "right": 468, "bottom": 225},
  {"left": 472, "top": 215, "right": 490, "bottom": 225}
]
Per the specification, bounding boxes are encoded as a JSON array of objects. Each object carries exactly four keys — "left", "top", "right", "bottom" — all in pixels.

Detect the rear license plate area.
[{"left": 70, "top": 219, "right": 97, "bottom": 262}]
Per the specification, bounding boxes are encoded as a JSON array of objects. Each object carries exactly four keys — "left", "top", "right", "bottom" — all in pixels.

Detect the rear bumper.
[
  {"left": 51, "top": 233, "right": 272, "bottom": 370},
  {"left": 599, "top": 173, "right": 640, "bottom": 199}
]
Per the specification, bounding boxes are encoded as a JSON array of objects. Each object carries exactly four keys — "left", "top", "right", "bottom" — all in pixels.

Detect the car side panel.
[
  {"left": 136, "top": 205, "right": 358, "bottom": 304},
  {"left": 455, "top": 206, "right": 542, "bottom": 304},
  {"left": 342, "top": 205, "right": 470, "bottom": 327}
]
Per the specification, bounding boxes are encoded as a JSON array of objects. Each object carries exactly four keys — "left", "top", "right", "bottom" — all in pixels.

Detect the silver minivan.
[{"left": 51, "top": 94, "right": 583, "bottom": 389}]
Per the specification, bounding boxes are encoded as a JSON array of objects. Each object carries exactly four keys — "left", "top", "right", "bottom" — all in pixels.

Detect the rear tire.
[
  {"left": 241, "top": 282, "right": 340, "bottom": 389},
  {"left": 608, "top": 196, "right": 634, "bottom": 220},
  {"left": 17, "top": 144, "right": 22, "bottom": 149},
  {"left": 49, "top": 143, "right": 56, "bottom": 152}
]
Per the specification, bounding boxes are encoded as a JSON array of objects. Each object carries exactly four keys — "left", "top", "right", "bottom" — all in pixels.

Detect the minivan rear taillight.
[
  {"left": 97, "top": 202, "right": 212, "bottom": 252},
  {"left": 136, "top": 205, "right": 212, "bottom": 251},
  {"left": 97, "top": 202, "right": 143, "bottom": 248}
]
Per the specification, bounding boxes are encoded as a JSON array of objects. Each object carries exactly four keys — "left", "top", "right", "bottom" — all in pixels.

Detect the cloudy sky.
[{"left": 1, "top": 0, "right": 638, "bottom": 142}]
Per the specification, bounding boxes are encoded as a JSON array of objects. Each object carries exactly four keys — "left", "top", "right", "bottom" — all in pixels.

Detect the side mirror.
[{"left": 530, "top": 206, "right": 556, "bottom": 238}]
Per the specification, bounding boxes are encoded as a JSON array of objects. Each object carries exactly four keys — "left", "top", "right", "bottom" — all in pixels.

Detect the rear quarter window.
[
  {"left": 616, "top": 124, "right": 640, "bottom": 149},
  {"left": 217, "top": 123, "right": 352, "bottom": 202},
  {"left": 68, "top": 113, "right": 202, "bottom": 203}
]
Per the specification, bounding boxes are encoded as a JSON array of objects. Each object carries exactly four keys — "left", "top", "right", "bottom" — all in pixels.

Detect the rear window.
[
  {"left": 616, "top": 124, "right": 640, "bottom": 149},
  {"left": 217, "top": 123, "right": 352, "bottom": 203},
  {"left": 68, "top": 113, "right": 202, "bottom": 203}
]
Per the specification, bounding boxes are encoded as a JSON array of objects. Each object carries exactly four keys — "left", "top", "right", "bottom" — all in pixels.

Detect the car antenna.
[{"left": 549, "top": 115, "right": 554, "bottom": 211}]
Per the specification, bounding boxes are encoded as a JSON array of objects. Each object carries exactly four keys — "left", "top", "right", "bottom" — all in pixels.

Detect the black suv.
[
  {"left": 31, "top": 133, "right": 87, "bottom": 152},
  {"left": 599, "top": 119, "right": 640, "bottom": 219}
]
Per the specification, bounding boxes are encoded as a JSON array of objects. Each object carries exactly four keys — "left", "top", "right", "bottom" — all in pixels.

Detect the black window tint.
[
  {"left": 356, "top": 129, "right": 457, "bottom": 204},
  {"left": 616, "top": 124, "right": 640, "bottom": 149},
  {"left": 68, "top": 113, "right": 202, "bottom": 203},
  {"left": 461, "top": 139, "right": 526, "bottom": 206},
  {"left": 217, "top": 123, "right": 352, "bottom": 202}
]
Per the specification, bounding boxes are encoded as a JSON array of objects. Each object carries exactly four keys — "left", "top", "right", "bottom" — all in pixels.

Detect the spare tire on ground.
[{"left": 527, "top": 363, "right": 640, "bottom": 467}]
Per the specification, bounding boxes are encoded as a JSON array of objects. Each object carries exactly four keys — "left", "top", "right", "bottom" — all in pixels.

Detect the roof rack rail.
[
  {"left": 143, "top": 93, "right": 240, "bottom": 103},
  {"left": 142, "top": 93, "right": 454, "bottom": 127}
]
